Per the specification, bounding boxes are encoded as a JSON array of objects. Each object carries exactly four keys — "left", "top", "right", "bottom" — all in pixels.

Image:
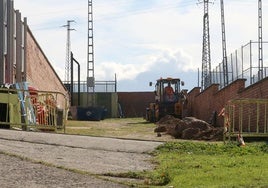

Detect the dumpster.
[{"left": 77, "top": 106, "right": 107, "bottom": 121}]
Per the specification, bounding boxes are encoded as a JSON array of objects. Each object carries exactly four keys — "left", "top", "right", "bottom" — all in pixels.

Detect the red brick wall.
[
  {"left": 186, "top": 87, "right": 201, "bottom": 117},
  {"left": 240, "top": 78, "right": 268, "bottom": 99},
  {"left": 118, "top": 92, "right": 155, "bottom": 118},
  {"left": 187, "top": 78, "right": 268, "bottom": 127},
  {"left": 25, "top": 29, "right": 68, "bottom": 109},
  {"left": 26, "top": 29, "right": 67, "bottom": 95}
]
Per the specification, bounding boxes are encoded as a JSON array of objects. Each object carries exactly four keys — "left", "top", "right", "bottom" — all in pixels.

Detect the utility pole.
[
  {"left": 63, "top": 20, "right": 75, "bottom": 83},
  {"left": 199, "top": 0, "right": 213, "bottom": 90},
  {"left": 258, "top": 0, "right": 263, "bottom": 81},
  {"left": 220, "top": 0, "right": 228, "bottom": 87}
]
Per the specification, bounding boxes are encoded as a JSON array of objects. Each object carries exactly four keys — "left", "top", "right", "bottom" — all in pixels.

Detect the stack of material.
[{"left": 154, "top": 115, "right": 223, "bottom": 141}]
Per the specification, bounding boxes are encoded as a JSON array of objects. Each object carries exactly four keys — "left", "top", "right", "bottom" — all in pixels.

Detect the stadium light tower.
[
  {"left": 87, "top": 0, "right": 95, "bottom": 105},
  {"left": 220, "top": 0, "right": 228, "bottom": 87},
  {"left": 87, "top": 0, "right": 95, "bottom": 90},
  {"left": 258, "top": 0, "right": 263, "bottom": 80},
  {"left": 199, "top": 0, "right": 213, "bottom": 90}
]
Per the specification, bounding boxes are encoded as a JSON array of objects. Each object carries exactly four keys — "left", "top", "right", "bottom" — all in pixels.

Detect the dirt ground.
[{"left": 0, "top": 129, "right": 162, "bottom": 187}]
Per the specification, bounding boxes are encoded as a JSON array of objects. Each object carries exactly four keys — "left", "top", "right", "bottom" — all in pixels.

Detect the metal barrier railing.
[
  {"left": 0, "top": 86, "right": 69, "bottom": 132},
  {"left": 223, "top": 98, "right": 268, "bottom": 142}
]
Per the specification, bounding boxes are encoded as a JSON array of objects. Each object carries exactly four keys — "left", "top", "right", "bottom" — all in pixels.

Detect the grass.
[
  {"left": 64, "top": 118, "right": 268, "bottom": 187},
  {"left": 143, "top": 141, "right": 268, "bottom": 187},
  {"left": 64, "top": 118, "right": 169, "bottom": 141}
]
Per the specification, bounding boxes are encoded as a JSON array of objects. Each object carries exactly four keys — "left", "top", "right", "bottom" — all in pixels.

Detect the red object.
[{"left": 28, "top": 86, "right": 46, "bottom": 124}]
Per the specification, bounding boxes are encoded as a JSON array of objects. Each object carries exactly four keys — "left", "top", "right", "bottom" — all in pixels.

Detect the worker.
[
  {"left": 218, "top": 107, "right": 229, "bottom": 134},
  {"left": 164, "top": 82, "right": 175, "bottom": 102}
]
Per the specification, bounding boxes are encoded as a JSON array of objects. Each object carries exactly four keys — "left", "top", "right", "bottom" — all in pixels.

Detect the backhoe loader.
[{"left": 146, "top": 77, "right": 187, "bottom": 122}]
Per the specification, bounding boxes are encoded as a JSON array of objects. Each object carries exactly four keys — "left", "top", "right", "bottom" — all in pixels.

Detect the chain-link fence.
[
  {"left": 64, "top": 80, "right": 117, "bottom": 93},
  {"left": 211, "top": 41, "right": 268, "bottom": 89}
]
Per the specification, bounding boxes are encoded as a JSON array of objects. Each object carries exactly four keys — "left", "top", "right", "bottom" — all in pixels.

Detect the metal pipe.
[
  {"left": 115, "top": 73, "right": 117, "bottom": 92},
  {"left": 70, "top": 52, "right": 73, "bottom": 106},
  {"left": 72, "top": 55, "right": 80, "bottom": 106},
  {"left": 70, "top": 52, "right": 81, "bottom": 106}
]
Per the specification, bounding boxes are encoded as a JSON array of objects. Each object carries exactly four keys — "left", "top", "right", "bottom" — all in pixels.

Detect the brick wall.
[
  {"left": 118, "top": 92, "right": 155, "bottom": 118},
  {"left": 240, "top": 78, "right": 268, "bottom": 99},
  {"left": 26, "top": 29, "right": 67, "bottom": 95},
  {"left": 187, "top": 78, "right": 268, "bottom": 127},
  {"left": 25, "top": 29, "right": 68, "bottom": 109}
]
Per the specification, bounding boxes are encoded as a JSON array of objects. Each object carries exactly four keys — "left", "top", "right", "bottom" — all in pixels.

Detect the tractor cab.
[{"left": 153, "top": 78, "right": 184, "bottom": 103}]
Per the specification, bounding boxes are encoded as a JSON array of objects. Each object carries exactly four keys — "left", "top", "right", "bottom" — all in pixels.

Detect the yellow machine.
[{"left": 146, "top": 77, "right": 187, "bottom": 122}]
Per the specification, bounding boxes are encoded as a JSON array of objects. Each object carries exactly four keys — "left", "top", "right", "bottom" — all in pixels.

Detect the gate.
[
  {"left": 223, "top": 98, "right": 268, "bottom": 142},
  {"left": 0, "top": 84, "right": 69, "bottom": 132}
]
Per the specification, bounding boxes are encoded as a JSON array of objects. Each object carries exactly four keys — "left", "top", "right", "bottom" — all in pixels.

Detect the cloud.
[
  {"left": 95, "top": 47, "right": 195, "bottom": 83},
  {"left": 14, "top": 0, "right": 268, "bottom": 92},
  {"left": 96, "top": 61, "right": 146, "bottom": 81}
]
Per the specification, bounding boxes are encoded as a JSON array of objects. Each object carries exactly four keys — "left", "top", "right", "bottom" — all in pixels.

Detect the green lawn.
[{"left": 143, "top": 141, "right": 268, "bottom": 187}]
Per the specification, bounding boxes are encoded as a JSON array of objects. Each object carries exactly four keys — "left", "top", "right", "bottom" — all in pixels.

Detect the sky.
[{"left": 14, "top": 0, "right": 268, "bottom": 92}]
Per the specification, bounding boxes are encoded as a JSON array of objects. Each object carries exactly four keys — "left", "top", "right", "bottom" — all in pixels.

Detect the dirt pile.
[{"left": 154, "top": 115, "right": 223, "bottom": 141}]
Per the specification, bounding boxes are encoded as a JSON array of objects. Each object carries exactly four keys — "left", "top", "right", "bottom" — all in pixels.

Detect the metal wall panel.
[
  {"left": 15, "top": 10, "right": 22, "bottom": 82},
  {"left": 6, "top": 0, "right": 14, "bottom": 83}
]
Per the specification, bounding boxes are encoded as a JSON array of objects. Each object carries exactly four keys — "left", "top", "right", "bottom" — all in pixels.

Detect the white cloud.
[
  {"left": 95, "top": 47, "right": 194, "bottom": 83},
  {"left": 96, "top": 61, "right": 145, "bottom": 81}
]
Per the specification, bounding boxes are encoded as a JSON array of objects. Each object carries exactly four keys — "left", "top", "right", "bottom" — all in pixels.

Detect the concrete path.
[{"left": 0, "top": 129, "right": 162, "bottom": 187}]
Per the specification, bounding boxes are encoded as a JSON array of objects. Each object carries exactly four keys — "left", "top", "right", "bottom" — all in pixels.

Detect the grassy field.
[
  {"left": 65, "top": 118, "right": 173, "bottom": 141},
  {"left": 64, "top": 118, "right": 268, "bottom": 187},
  {"left": 146, "top": 141, "right": 268, "bottom": 187}
]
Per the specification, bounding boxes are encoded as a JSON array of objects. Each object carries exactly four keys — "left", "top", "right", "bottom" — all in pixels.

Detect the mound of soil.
[{"left": 154, "top": 115, "right": 223, "bottom": 141}]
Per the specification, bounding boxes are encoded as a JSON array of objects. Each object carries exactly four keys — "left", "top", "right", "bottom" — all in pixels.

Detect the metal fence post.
[
  {"left": 235, "top": 50, "right": 238, "bottom": 79},
  {"left": 230, "top": 53, "right": 234, "bottom": 82},
  {"left": 241, "top": 45, "right": 244, "bottom": 79},
  {"left": 250, "top": 40, "right": 253, "bottom": 84}
]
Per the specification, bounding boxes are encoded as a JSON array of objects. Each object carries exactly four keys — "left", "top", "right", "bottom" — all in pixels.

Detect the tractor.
[{"left": 146, "top": 77, "right": 187, "bottom": 122}]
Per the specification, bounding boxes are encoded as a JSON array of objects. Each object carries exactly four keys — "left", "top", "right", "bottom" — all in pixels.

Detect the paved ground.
[{"left": 0, "top": 129, "right": 162, "bottom": 187}]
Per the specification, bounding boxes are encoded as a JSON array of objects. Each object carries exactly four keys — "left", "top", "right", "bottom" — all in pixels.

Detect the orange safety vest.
[{"left": 165, "top": 86, "right": 174, "bottom": 95}]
